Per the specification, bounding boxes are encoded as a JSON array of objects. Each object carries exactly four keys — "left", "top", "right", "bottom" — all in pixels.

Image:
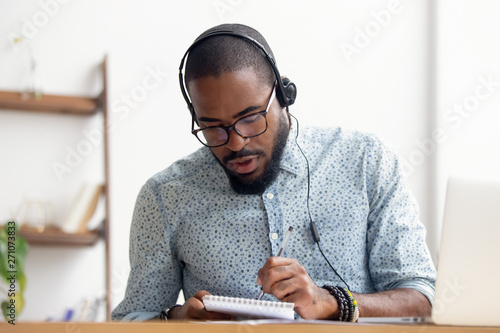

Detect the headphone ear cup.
[{"left": 282, "top": 77, "right": 297, "bottom": 106}]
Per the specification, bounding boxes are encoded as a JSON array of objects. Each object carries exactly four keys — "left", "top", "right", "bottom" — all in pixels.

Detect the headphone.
[{"left": 178, "top": 29, "right": 297, "bottom": 120}]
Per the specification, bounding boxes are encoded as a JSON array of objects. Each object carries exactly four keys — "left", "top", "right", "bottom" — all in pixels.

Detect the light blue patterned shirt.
[{"left": 112, "top": 125, "right": 436, "bottom": 321}]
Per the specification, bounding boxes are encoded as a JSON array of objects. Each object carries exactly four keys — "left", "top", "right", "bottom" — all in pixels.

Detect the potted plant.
[{"left": 0, "top": 222, "right": 28, "bottom": 324}]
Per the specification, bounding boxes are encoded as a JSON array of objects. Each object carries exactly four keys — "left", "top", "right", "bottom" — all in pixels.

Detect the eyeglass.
[{"left": 191, "top": 85, "right": 276, "bottom": 148}]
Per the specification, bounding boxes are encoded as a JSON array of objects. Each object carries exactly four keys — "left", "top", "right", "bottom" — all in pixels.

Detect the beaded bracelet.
[
  {"left": 343, "top": 288, "right": 359, "bottom": 322},
  {"left": 322, "top": 285, "right": 350, "bottom": 321},
  {"left": 345, "top": 289, "right": 359, "bottom": 323},
  {"left": 338, "top": 287, "right": 359, "bottom": 323},
  {"left": 338, "top": 287, "right": 353, "bottom": 322}
]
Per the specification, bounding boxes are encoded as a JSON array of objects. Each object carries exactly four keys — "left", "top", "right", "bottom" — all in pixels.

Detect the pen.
[{"left": 257, "top": 226, "right": 294, "bottom": 300}]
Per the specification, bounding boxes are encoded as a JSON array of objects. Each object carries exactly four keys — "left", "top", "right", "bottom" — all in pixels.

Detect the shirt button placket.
[{"left": 264, "top": 190, "right": 282, "bottom": 254}]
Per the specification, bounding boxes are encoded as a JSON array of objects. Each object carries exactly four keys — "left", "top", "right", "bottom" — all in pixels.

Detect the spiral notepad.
[{"left": 203, "top": 295, "right": 295, "bottom": 320}]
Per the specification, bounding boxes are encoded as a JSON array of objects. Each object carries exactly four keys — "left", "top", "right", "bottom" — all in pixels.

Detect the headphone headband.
[{"left": 178, "top": 29, "right": 296, "bottom": 121}]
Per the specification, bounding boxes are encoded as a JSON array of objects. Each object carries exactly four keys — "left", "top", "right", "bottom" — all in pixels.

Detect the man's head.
[
  {"left": 185, "top": 24, "right": 276, "bottom": 95},
  {"left": 183, "top": 24, "right": 291, "bottom": 195}
]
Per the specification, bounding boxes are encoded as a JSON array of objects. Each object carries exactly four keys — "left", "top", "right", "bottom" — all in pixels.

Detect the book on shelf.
[
  {"left": 61, "top": 182, "right": 104, "bottom": 234},
  {"left": 85, "top": 191, "right": 105, "bottom": 231},
  {"left": 61, "top": 295, "right": 106, "bottom": 322}
]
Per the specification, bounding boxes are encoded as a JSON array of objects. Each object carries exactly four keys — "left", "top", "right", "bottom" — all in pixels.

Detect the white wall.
[
  {"left": 0, "top": 0, "right": 107, "bottom": 321},
  {"left": 433, "top": 0, "right": 500, "bottom": 262},
  {"left": 2, "top": 0, "right": 498, "bottom": 321}
]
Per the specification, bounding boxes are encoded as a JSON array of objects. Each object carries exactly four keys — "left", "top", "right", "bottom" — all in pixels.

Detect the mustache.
[{"left": 223, "top": 149, "right": 266, "bottom": 164}]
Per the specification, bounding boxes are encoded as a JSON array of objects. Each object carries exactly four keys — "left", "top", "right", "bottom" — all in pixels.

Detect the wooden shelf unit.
[
  {"left": 0, "top": 56, "right": 111, "bottom": 319},
  {"left": 19, "top": 226, "right": 102, "bottom": 246},
  {"left": 0, "top": 90, "right": 100, "bottom": 115}
]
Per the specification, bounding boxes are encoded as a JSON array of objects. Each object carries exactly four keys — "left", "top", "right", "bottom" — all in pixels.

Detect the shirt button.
[
  {"left": 271, "top": 232, "right": 278, "bottom": 240},
  {"left": 266, "top": 193, "right": 274, "bottom": 200}
]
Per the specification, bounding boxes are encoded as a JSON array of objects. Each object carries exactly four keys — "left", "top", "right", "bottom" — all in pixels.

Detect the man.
[{"left": 112, "top": 23, "right": 436, "bottom": 321}]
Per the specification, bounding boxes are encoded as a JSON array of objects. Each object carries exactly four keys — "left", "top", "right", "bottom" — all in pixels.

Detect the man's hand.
[
  {"left": 256, "top": 257, "right": 338, "bottom": 320},
  {"left": 168, "top": 290, "right": 233, "bottom": 320},
  {"left": 256, "top": 258, "right": 433, "bottom": 320}
]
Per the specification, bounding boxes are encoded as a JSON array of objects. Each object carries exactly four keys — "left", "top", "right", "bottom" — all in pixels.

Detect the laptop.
[
  {"left": 432, "top": 175, "right": 500, "bottom": 326},
  {"left": 360, "top": 175, "right": 500, "bottom": 326}
]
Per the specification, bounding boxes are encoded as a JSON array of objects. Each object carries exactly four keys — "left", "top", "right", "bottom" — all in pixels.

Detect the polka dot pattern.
[{"left": 112, "top": 126, "right": 436, "bottom": 321}]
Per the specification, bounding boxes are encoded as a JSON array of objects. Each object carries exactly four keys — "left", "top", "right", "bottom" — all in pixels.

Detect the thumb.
[{"left": 193, "top": 290, "right": 212, "bottom": 302}]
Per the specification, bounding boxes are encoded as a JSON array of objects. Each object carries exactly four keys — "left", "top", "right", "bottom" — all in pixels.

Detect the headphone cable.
[{"left": 289, "top": 113, "right": 351, "bottom": 291}]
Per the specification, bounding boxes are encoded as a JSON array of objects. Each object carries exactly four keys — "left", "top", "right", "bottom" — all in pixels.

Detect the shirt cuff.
[
  {"left": 121, "top": 311, "right": 160, "bottom": 322},
  {"left": 388, "top": 278, "right": 436, "bottom": 305}
]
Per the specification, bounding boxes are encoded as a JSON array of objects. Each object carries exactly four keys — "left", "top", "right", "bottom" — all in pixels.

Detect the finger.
[
  {"left": 261, "top": 265, "right": 295, "bottom": 295},
  {"left": 190, "top": 291, "right": 234, "bottom": 320},
  {"left": 193, "top": 290, "right": 212, "bottom": 301},
  {"left": 268, "top": 264, "right": 313, "bottom": 300},
  {"left": 180, "top": 291, "right": 213, "bottom": 319},
  {"left": 265, "top": 256, "right": 297, "bottom": 268},
  {"left": 257, "top": 257, "right": 297, "bottom": 285},
  {"left": 278, "top": 281, "right": 314, "bottom": 306},
  {"left": 269, "top": 271, "right": 314, "bottom": 301},
  {"left": 181, "top": 295, "right": 207, "bottom": 319},
  {"left": 185, "top": 301, "right": 232, "bottom": 320},
  {"left": 270, "top": 276, "right": 298, "bottom": 300},
  {"left": 204, "top": 310, "right": 234, "bottom": 320},
  {"left": 280, "top": 290, "right": 299, "bottom": 304}
]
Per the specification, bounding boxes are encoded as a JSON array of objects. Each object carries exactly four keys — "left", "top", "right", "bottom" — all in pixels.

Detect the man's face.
[{"left": 188, "top": 69, "right": 290, "bottom": 194}]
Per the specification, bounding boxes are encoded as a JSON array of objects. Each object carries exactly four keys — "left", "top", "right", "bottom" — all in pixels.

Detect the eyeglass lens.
[{"left": 197, "top": 112, "right": 267, "bottom": 147}]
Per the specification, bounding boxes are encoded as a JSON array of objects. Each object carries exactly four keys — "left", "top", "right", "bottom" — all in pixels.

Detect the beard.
[{"left": 216, "top": 114, "right": 290, "bottom": 195}]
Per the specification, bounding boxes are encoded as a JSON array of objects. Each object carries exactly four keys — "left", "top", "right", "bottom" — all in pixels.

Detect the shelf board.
[
  {"left": 0, "top": 90, "right": 99, "bottom": 115},
  {"left": 19, "top": 226, "right": 101, "bottom": 246}
]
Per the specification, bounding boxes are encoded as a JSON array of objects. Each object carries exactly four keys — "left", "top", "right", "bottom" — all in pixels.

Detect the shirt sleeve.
[
  {"left": 111, "top": 180, "right": 183, "bottom": 321},
  {"left": 364, "top": 137, "right": 437, "bottom": 304}
]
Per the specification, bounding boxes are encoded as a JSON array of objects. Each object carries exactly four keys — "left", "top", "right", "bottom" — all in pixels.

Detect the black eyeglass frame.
[{"left": 191, "top": 85, "right": 276, "bottom": 148}]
